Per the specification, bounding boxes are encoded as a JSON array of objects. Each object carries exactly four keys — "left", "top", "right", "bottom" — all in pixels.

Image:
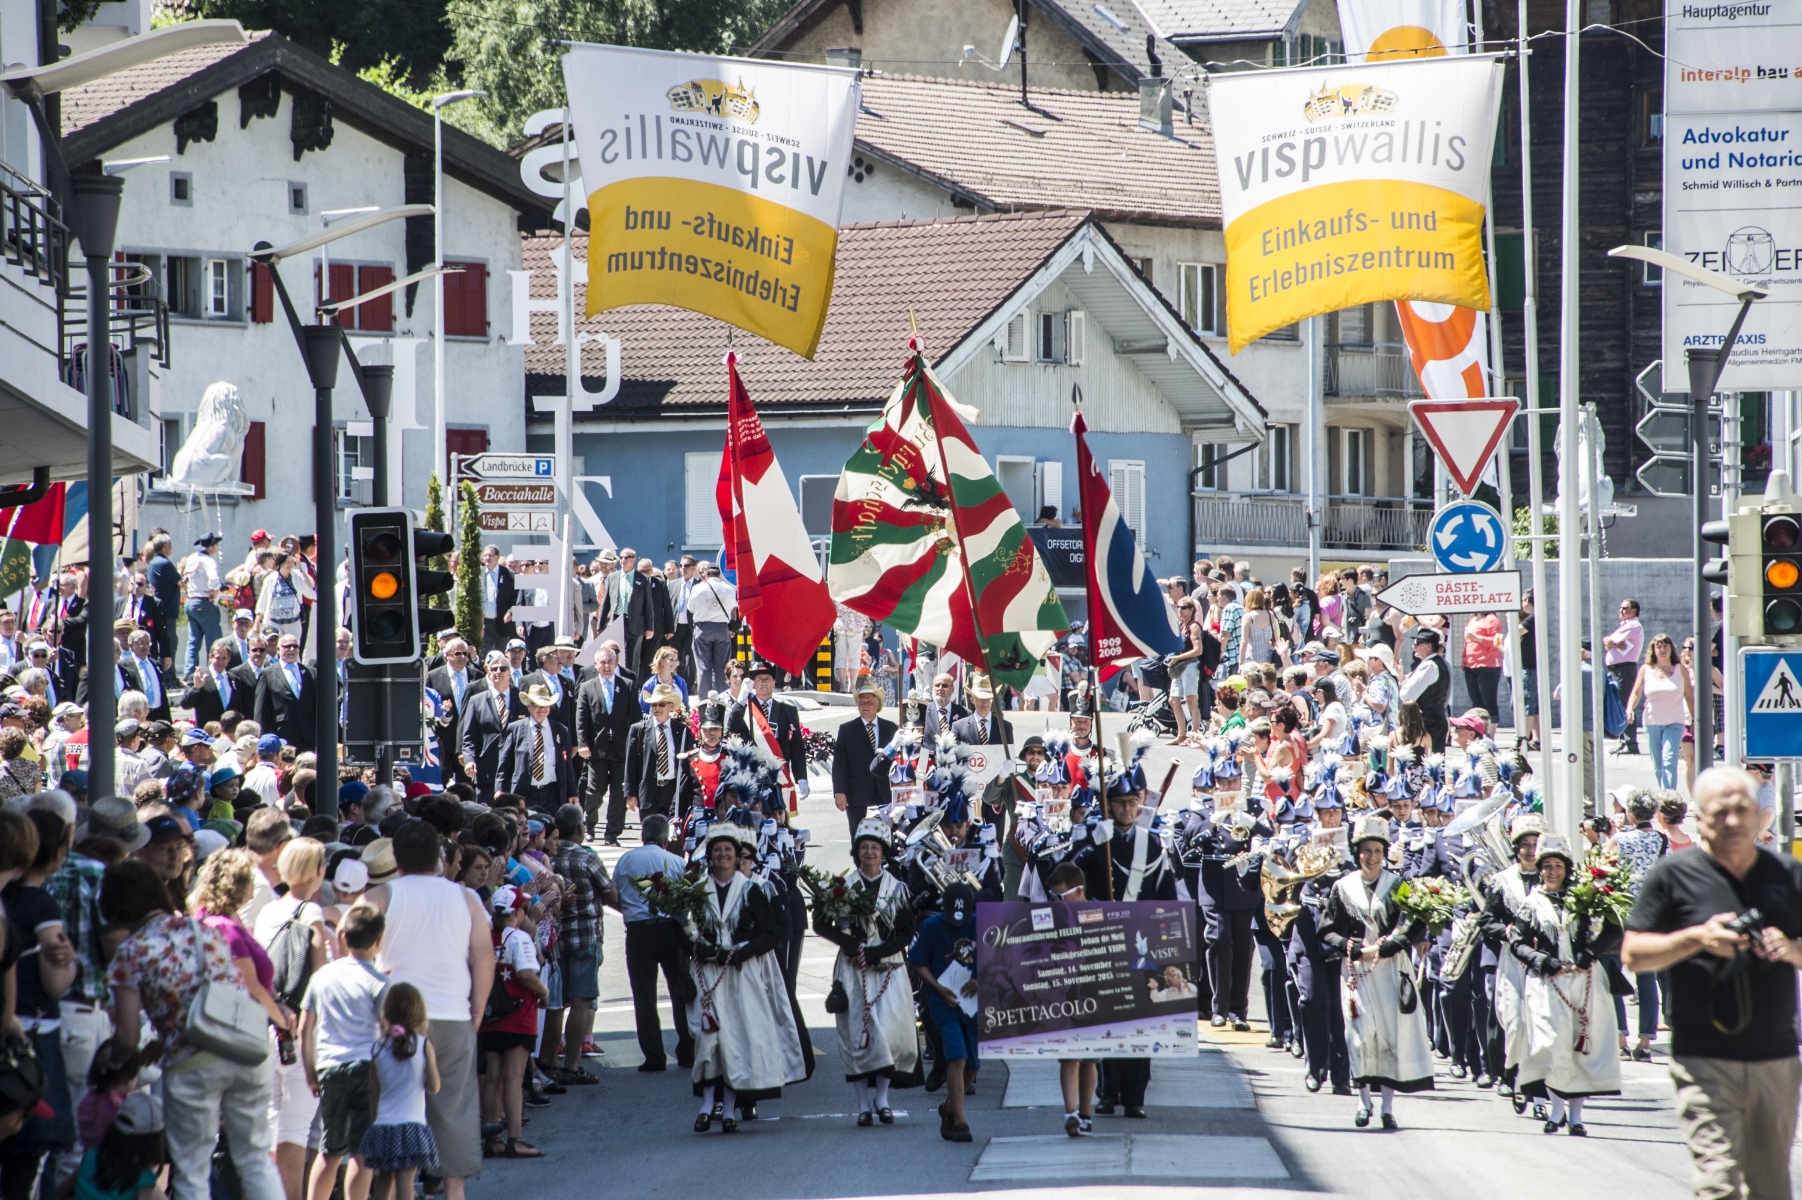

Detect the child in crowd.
[
  {"left": 76, "top": 1039, "right": 163, "bottom": 1154},
  {"left": 360, "top": 984, "right": 440, "bottom": 1200},
  {"left": 301, "top": 904, "right": 390, "bottom": 1200},
  {"left": 74, "top": 1094, "right": 164, "bottom": 1200}
]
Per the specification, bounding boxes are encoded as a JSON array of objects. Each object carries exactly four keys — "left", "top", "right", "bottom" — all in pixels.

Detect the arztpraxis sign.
[
  {"left": 1211, "top": 56, "right": 1504, "bottom": 352},
  {"left": 561, "top": 46, "right": 861, "bottom": 359}
]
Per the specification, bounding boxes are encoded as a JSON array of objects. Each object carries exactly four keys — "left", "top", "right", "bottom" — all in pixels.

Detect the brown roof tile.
[
  {"left": 524, "top": 209, "right": 1088, "bottom": 410},
  {"left": 854, "top": 73, "right": 1218, "bottom": 225},
  {"left": 59, "top": 33, "right": 272, "bottom": 137}
]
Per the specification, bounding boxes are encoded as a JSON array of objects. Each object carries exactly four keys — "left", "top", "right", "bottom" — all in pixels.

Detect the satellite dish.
[{"left": 997, "top": 15, "right": 1020, "bottom": 69}]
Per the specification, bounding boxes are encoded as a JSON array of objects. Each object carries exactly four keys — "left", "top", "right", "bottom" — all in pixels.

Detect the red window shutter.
[
  {"left": 316, "top": 264, "right": 355, "bottom": 328},
  {"left": 250, "top": 262, "right": 273, "bottom": 324},
  {"left": 357, "top": 265, "right": 393, "bottom": 332},
  {"left": 446, "top": 427, "right": 489, "bottom": 481},
  {"left": 240, "top": 421, "right": 266, "bottom": 499},
  {"left": 444, "top": 261, "right": 487, "bottom": 337}
]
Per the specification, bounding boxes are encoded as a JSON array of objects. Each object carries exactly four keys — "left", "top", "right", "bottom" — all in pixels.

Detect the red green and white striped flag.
[{"left": 828, "top": 350, "right": 1064, "bottom": 689}]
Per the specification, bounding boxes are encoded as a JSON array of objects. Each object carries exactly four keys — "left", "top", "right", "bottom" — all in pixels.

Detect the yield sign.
[{"left": 1409, "top": 398, "right": 1519, "bottom": 495}]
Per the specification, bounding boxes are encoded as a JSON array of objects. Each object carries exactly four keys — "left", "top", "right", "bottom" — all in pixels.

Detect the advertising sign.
[
  {"left": 976, "top": 901, "right": 1199, "bottom": 1058},
  {"left": 1662, "top": 110, "right": 1802, "bottom": 388},
  {"left": 1666, "top": 3, "right": 1802, "bottom": 115},
  {"left": 1210, "top": 55, "right": 1504, "bottom": 351},
  {"left": 561, "top": 46, "right": 861, "bottom": 359}
]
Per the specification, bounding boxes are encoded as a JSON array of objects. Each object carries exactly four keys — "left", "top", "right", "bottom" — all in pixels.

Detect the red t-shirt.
[{"left": 483, "top": 926, "right": 541, "bottom": 1034}]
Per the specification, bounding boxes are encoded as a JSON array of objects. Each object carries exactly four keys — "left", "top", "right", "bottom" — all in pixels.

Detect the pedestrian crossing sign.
[{"left": 1742, "top": 649, "right": 1802, "bottom": 760}]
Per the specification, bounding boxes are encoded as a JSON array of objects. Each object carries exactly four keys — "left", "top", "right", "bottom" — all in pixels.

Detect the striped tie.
[
  {"left": 657, "top": 722, "right": 671, "bottom": 777},
  {"left": 532, "top": 722, "right": 546, "bottom": 782}
]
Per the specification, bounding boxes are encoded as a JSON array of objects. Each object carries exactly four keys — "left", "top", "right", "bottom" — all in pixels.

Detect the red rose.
[{"left": 1600, "top": 885, "right": 1614, "bottom": 895}]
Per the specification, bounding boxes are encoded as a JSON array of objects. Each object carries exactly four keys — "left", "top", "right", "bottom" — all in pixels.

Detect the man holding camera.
[{"left": 1624, "top": 767, "right": 1802, "bottom": 1200}]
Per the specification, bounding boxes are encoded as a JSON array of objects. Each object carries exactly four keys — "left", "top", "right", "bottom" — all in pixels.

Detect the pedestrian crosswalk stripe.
[
  {"left": 968, "top": 1134, "right": 1289, "bottom": 1182},
  {"left": 1000, "top": 1054, "right": 1255, "bottom": 1110}
]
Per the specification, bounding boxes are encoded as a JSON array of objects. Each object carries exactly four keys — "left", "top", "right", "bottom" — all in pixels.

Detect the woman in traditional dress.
[
  {"left": 813, "top": 819, "right": 919, "bottom": 1126},
  {"left": 1477, "top": 812, "right": 1546, "bottom": 1113},
  {"left": 1509, "top": 834, "right": 1623, "bottom": 1136},
  {"left": 687, "top": 825, "right": 808, "bottom": 1132},
  {"left": 1318, "top": 814, "right": 1434, "bottom": 1129}
]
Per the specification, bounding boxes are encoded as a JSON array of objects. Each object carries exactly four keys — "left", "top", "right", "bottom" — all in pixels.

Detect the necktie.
[
  {"left": 656, "top": 722, "right": 671, "bottom": 777},
  {"left": 215, "top": 670, "right": 227, "bottom": 697},
  {"left": 602, "top": 678, "right": 613, "bottom": 710},
  {"left": 452, "top": 672, "right": 466, "bottom": 709},
  {"left": 866, "top": 720, "right": 878, "bottom": 751},
  {"left": 532, "top": 722, "right": 546, "bottom": 782},
  {"left": 497, "top": 691, "right": 507, "bottom": 721}
]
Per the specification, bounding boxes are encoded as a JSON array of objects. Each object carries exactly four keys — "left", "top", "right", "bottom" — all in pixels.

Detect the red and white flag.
[
  {"left": 716, "top": 353, "right": 836, "bottom": 677},
  {"left": 747, "top": 698, "right": 800, "bottom": 813}
]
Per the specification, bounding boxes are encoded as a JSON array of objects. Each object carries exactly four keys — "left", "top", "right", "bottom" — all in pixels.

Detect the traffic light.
[
  {"left": 348, "top": 509, "right": 456, "bottom": 664},
  {"left": 1761, "top": 511, "right": 1802, "bottom": 636}
]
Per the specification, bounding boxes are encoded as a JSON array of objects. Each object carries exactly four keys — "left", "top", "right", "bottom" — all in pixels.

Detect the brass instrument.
[
  {"left": 1441, "top": 912, "right": 1483, "bottom": 983},
  {"left": 904, "top": 809, "right": 984, "bottom": 895},
  {"left": 1260, "top": 841, "right": 1339, "bottom": 937}
]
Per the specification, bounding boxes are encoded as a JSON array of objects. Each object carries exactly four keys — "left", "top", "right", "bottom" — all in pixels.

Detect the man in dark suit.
[
  {"left": 460, "top": 652, "right": 525, "bottom": 799},
  {"left": 831, "top": 679, "right": 896, "bottom": 836},
  {"left": 623, "top": 560, "right": 662, "bottom": 682},
  {"left": 427, "top": 636, "right": 476, "bottom": 785},
  {"left": 478, "top": 545, "right": 518, "bottom": 654},
  {"left": 521, "top": 644, "right": 577, "bottom": 736},
  {"left": 145, "top": 534, "right": 180, "bottom": 668},
  {"left": 624, "top": 682, "right": 692, "bottom": 835},
  {"left": 253, "top": 632, "right": 316, "bottom": 750},
  {"left": 228, "top": 639, "right": 269, "bottom": 703},
  {"left": 116, "top": 573, "right": 165, "bottom": 658},
  {"left": 78, "top": 619, "right": 141, "bottom": 706},
  {"left": 126, "top": 630, "right": 171, "bottom": 722},
  {"left": 575, "top": 644, "right": 639, "bottom": 844},
  {"left": 726, "top": 661, "right": 809, "bottom": 798},
  {"left": 951, "top": 673, "right": 1013, "bottom": 746},
  {"left": 922, "top": 672, "right": 969, "bottom": 741},
  {"left": 224, "top": 610, "right": 257, "bottom": 669},
  {"left": 494, "top": 684, "right": 576, "bottom": 814},
  {"left": 179, "top": 639, "right": 251, "bottom": 726}
]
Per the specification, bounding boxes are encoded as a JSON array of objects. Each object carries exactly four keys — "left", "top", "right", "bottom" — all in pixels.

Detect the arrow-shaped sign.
[
  {"left": 1409, "top": 398, "right": 1519, "bottom": 496},
  {"left": 1376, "top": 569, "right": 1523, "bottom": 616}
]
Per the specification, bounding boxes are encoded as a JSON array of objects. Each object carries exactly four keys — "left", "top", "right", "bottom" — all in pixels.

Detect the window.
[
  {"left": 240, "top": 420, "right": 266, "bottom": 499},
  {"left": 1196, "top": 443, "right": 1227, "bottom": 490},
  {"left": 1065, "top": 311, "right": 1085, "bottom": 365},
  {"left": 1336, "top": 303, "right": 1370, "bottom": 344},
  {"left": 1107, "top": 459, "right": 1146, "bottom": 542},
  {"left": 1411, "top": 432, "right": 1435, "bottom": 499},
  {"left": 1037, "top": 310, "right": 1065, "bottom": 363},
  {"left": 1261, "top": 323, "right": 1299, "bottom": 343},
  {"left": 1642, "top": 232, "right": 1662, "bottom": 285},
  {"left": 1132, "top": 256, "right": 1153, "bottom": 285},
  {"left": 288, "top": 182, "right": 308, "bottom": 215},
  {"left": 1642, "top": 90, "right": 1664, "bottom": 147},
  {"left": 685, "top": 451, "right": 723, "bottom": 547},
  {"left": 1493, "top": 232, "right": 1527, "bottom": 313},
  {"left": 317, "top": 262, "right": 354, "bottom": 328},
  {"left": 1036, "top": 460, "right": 1064, "bottom": 519},
  {"left": 442, "top": 261, "right": 489, "bottom": 337},
  {"left": 170, "top": 172, "right": 191, "bottom": 206},
  {"left": 997, "top": 457, "right": 1037, "bottom": 519},
  {"left": 1342, "top": 427, "right": 1369, "bottom": 495},
  {"left": 447, "top": 428, "right": 489, "bottom": 481},
  {"left": 153, "top": 416, "right": 183, "bottom": 483},
  {"left": 1262, "top": 424, "right": 1293, "bottom": 492},
  {"left": 1000, "top": 311, "right": 1030, "bottom": 362},
  {"left": 165, "top": 255, "right": 201, "bottom": 318},
  {"left": 335, "top": 426, "right": 375, "bottom": 504},
  {"left": 1178, "top": 263, "right": 1221, "bottom": 335},
  {"left": 206, "top": 258, "right": 230, "bottom": 318}
]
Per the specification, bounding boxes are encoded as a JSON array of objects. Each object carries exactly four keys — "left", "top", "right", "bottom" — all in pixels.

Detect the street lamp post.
[
  {"left": 433, "top": 90, "right": 486, "bottom": 489},
  {"left": 69, "top": 170, "right": 123, "bottom": 798}
]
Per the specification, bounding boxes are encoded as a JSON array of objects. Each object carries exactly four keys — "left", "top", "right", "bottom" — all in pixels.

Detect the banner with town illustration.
[
  {"left": 561, "top": 45, "right": 861, "bottom": 358},
  {"left": 1211, "top": 55, "right": 1504, "bottom": 352}
]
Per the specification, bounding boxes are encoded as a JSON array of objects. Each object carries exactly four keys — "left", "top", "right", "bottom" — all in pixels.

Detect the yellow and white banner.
[
  {"left": 1338, "top": 0, "right": 1468, "bottom": 61},
  {"left": 1212, "top": 55, "right": 1503, "bottom": 353},
  {"left": 561, "top": 46, "right": 861, "bottom": 359}
]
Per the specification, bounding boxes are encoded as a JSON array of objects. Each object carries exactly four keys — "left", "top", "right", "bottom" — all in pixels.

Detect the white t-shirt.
[
  {"left": 497, "top": 925, "right": 539, "bottom": 976},
  {"left": 1318, "top": 701, "right": 1349, "bottom": 741},
  {"left": 243, "top": 763, "right": 281, "bottom": 808},
  {"left": 301, "top": 958, "right": 390, "bottom": 1066}
]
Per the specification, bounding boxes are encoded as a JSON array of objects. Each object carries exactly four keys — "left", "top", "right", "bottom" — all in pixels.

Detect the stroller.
[{"left": 1123, "top": 657, "right": 1179, "bottom": 738}]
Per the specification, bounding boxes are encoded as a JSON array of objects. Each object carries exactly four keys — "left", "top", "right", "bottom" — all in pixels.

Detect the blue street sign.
[
  {"left": 1429, "top": 499, "right": 1507, "bottom": 574},
  {"left": 1742, "top": 648, "right": 1802, "bottom": 761}
]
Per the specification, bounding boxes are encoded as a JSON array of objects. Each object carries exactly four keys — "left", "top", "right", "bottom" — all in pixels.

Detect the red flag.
[
  {"left": 747, "top": 698, "right": 800, "bottom": 813},
  {"left": 3, "top": 483, "right": 67, "bottom": 545},
  {"left": 715, "top": 354, "right": 836, "bottom": 676},
  {"left": 1074, "top": 411, "right": 1181, "bottom": 680}
]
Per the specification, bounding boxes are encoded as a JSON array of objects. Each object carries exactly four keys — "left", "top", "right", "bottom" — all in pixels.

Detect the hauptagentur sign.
[
  {"left": 1211, "top": 55, "right": 1504, "bottom": 351},
  {"left": 561, "top": 45, "right": 861, "bottom": 359}
]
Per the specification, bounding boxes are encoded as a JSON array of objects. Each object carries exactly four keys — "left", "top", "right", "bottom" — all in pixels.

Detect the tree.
[
  {"left": 1512, "top": 507, "right": 1557, "bottom": 561},
  {"left": 442, "top": 0, "right": 794, "bottom": 146},
  {"left": 454, "top": 479, "right": 483, "bottom": 647},
  {"left": 190, "top": 0, "right": 453, "bottom": 88},
  {"left": 422, "top": 472, "right": 449, "bottom": 652}
]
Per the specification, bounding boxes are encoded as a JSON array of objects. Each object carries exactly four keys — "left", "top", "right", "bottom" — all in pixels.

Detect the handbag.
[
  {"left": 482, "top": 982, "right": 523, "bottom": 1024},
  {"left": 0, "top": 1034, "right": 45, "bottom": 1118},
  {"left": 824, "top": 979, "right": 849, "bottom": 1014},
  {"left": 180, "top": 919, "right": 271, "bottom": 1066},
  {"left": 1397, "top": 969, "right": 1419, "bottom": 1015}
]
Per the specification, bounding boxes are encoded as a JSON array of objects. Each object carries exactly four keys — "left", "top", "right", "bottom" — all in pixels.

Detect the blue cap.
[
  {"left": 180, "top": 727, "right": 213, "bottom": 746},
  {"left": 60, "top": 768, "right": 87, "bottom": 793},
  {"left": 257, "top": 734, "right": 283, "bottom": 755},
  {"left": 338, "top": 781, "right": 369, "bottom": 807},
  {"left": 527, "top": 819, "right": 546, "bottom": 834}
]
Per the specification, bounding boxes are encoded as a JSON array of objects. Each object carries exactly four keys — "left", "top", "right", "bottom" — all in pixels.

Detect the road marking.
[
  {"left": 1000, "top": 1053, "right": 1255, "bottom": 1110},
  {"left": 969, "top": 1134, "right": 1289, "bottom": 1182}
]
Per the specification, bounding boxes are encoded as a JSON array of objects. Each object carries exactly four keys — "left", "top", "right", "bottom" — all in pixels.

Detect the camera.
[
  {"left": 1725, "top": 908, "right": 1769, "bottom": 937},
  {"left": 1585, "top": 816, "right": 1613, "bottom": 836}
]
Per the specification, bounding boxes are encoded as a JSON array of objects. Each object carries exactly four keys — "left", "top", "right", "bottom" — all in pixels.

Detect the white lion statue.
[{"left": 168, "top": 381, "right": 250, "bottom": 491}]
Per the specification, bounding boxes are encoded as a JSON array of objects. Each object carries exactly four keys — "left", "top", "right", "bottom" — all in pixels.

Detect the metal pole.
[
  {"left": 304, "top": 325, "right": 342, "bottom": 813},
  {"left": 1518, "top": 0, "right": 1555, "bottom": 789},
  {"left": 1584, "top": 408, "right": 1606, "bottom": 812},
  {"left": 556, "top": 108, "right": 576, "bottom": 635},
  {"left": 1780, "top": 761, "right": 1795, "bottom": 854},
  {"left": 1688, "top": 349, "right": 1718, "bottom": 774},
  {"left": 1555, "top": 0, "right": 1585, "bottom": 845},
  {"left": 71, "top": 173, "right": 124, "bottom": 799},
  {"left": 433, "top": 108, "right": 448, "bottom": 491},
  {"left": 1720, "top": 392, "right": 1741, "bottom": 768},
  {"left": 1307, "top": 313, "right": 1324, "bottom": 583},
  {"left": 365, "top": 364, "right": 394, "bottom": 508}
]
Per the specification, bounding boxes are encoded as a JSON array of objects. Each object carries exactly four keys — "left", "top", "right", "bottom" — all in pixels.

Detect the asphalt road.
[{"left": 472, "top": 704, "right": 1761, "bottom": 1200}]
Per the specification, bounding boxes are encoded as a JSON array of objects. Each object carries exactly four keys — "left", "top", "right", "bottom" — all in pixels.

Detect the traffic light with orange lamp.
[
  {"left": 1762, "top": 510, "right": 1802, "bottom": 637},
  {"left": 348, "top": 509, "right": 456, "bottom": 664}
]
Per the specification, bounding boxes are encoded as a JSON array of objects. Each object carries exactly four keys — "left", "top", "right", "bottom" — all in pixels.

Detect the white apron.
[
  {"left": 688, "top": 874, "right": 808, "bottom": 1095},
  {"left": 832, "top": 870, "right": 920, "bottom": 1080},
  {"left": 1336, "top": 871, "right": 1435, "bottom": 1090},
  {"left": 1489, "top": 866, "right": 1532, "bottom": 1071},
  {"left": 1515, "top": 891, "right": 1622, "bottom": 1099}
]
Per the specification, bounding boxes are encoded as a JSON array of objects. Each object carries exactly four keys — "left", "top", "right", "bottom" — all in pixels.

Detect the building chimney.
[
  {"left": 826, "top": 46, "right": 862, "bottom": 69},
  {"left": 1139, "top": 77, "right": 1172, "bottom": 136}
]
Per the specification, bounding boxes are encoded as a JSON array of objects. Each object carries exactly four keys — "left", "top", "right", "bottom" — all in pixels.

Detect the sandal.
[
  {"left": 482, "top": 1137, "right": 505, "bottom": 1158},
  {"left": 503, "top": 1138, "right": 544, "bottom": 1158},
  {"left": 562, "top": 1066, "right": 600, "bottom": 1085}
]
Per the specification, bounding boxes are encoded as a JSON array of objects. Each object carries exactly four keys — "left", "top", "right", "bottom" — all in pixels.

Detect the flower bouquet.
[
  {"left": 632, "top": 868, "right": 710, "bottom": 936},
  {"left": 798, "top": 864, "right": 880, "bottom": 927},
  {"left": 1568, "top": 850, "right": 1634, "bottom": 928},
  {"left": 1394, "top": 876, "right": 1469, "bottom": 935}
]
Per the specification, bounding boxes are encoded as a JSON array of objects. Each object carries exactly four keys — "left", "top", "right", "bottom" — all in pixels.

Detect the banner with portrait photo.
[
  {"left": 561, "top": 45, "right": 861, "bottom": 358},
  {"left": 976, "top": 900, "right": 1198, "bottom": 1058},
  {"left": 1211, "top": 55, "right": 1504, "bottom": 351}
]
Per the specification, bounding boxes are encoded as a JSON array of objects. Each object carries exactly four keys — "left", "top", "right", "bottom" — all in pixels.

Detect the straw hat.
[{"left": 360, "top": 838, "right": 399, "bottom": 886}]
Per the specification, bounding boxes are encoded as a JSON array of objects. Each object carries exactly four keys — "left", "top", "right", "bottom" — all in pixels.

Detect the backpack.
[{"left": 266, "top": 902, "right": 318, "bottom": 1011}]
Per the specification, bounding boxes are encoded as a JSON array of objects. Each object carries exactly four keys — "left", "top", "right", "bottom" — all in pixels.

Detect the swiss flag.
[
  {"left": 715, "top": 356, "right": 835, "bottom": 676},
  {"left": 3, "top": 483, "right": 67, "bottom": 545}
]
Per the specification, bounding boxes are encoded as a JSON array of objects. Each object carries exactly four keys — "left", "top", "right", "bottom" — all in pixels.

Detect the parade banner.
[
  {"left": 1212, "top": 55, "right": 1504, "bottom": 352},
  {"left": 560, "top": 46, "right": 861, "bottom": 358},
  {"left": 1073, "top": 410, "right": 1181, "bottom": 679},
  {"left": 976, "top": 901, "right": 1199, "bottom": 1058},
  {"left": 1338, "top": 0, "right": 1468, "bottom": 62}
]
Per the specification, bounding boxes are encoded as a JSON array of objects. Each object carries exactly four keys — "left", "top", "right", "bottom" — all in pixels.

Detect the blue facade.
[{"left": 541, "top": 419, "right": 1193, "bottom": 570}]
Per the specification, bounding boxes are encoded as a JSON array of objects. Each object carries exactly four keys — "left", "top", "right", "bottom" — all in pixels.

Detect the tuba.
[
  {"left": 1441, "top": 910, "right": 1483, "bottom": 983},
  {"left": 904, "top": 809, "right": 984, "bottom": 895},
  {"left": 1261, "top": 841, "right": 1339, "bottom": 937}
]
